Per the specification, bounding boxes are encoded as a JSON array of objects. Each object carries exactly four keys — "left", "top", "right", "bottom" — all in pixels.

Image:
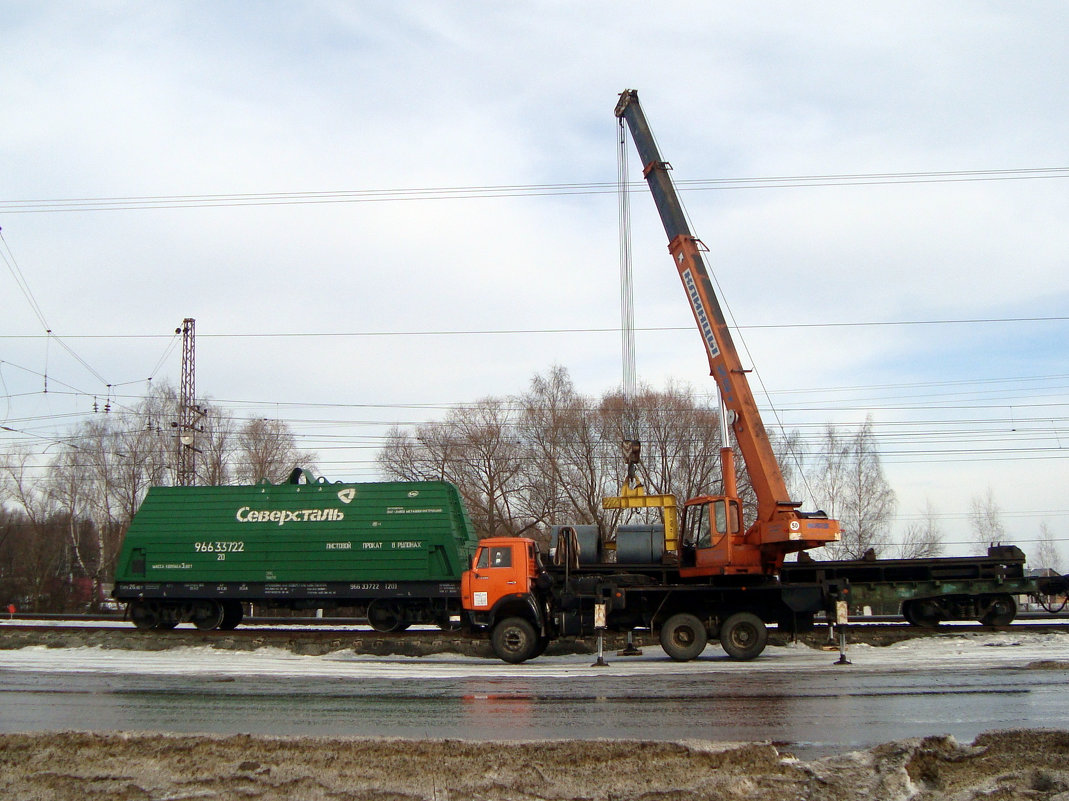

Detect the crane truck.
[
  {"left": 460, "top": 90, "right": 846, "bottom": 664},
  {"left": 461, "top": 91, "right": 1068, "bottom": 664}
]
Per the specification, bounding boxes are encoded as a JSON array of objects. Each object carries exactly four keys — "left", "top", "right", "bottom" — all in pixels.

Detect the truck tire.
[
  {"left": 659, "top": 613, "right": 708, "bottom": 661},
  {"left": 719, "top": 612, "right": 767, "bottom": 660},
  {"left": 491, "top": 617, "right": 539, "bottom": 664}
]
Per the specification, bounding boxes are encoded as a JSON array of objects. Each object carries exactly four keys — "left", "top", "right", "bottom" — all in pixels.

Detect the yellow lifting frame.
[{"left": 602, "top": 482, "right": 679, "bottom": 553}]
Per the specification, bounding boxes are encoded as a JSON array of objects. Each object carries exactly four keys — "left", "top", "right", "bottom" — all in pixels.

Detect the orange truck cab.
[{"left": 461, "top": 538, "right": 549, "bottom": 662}]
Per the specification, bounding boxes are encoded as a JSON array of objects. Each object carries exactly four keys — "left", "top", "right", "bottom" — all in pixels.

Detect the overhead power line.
[
  {"left": 0, "top": 315, "right": 1065, "bottom": 341},
  {"left": 1, "top": 167, "right": 1067, "bottom": 213}
]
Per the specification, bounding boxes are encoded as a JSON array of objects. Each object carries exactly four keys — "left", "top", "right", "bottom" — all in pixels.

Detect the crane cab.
[{"left": 679, "top": 494, "right": 763, "bottom": 576}]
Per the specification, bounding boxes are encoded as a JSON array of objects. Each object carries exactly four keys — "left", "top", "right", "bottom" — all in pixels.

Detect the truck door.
[{"left": 464, "top": 542, "right": 525, "bottom": 611}]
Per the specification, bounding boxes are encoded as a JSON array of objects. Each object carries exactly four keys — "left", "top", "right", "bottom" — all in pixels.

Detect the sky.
[{"left": 1, "top": 2, "right": 1066, "bottom": 562}]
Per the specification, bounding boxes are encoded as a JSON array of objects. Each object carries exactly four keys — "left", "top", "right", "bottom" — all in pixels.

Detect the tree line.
[
  {"left": 378, "top": 367, "right": 1061, "bottom": 573},
  {"left": 377, "top": 366, "right": 918, "bottom": 559},
  {"left": 0, "top": 384, "right": 311, "bottom": 611}
]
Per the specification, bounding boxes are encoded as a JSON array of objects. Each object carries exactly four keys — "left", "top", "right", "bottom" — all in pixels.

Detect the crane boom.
[{"left": 615, "top": 89, "right": 839, "bottom": 572}]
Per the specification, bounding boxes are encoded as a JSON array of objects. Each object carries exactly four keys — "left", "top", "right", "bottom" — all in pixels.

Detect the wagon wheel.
[
  {"left": 218, "top": 600, "right": 244, "bottom": 630},
  {"left": 192, "top": 600, "right": 226, "bottom": 631},
  {"left": 979, "top": 594, "right": 1017, "bottom": 627},
  {"left": 490, "top": 617, "right": 539, "bottom": 664},
  {"left": 719, "top": 612, "right": 768, "bottom": 661},
  {"left": 129, "top": 600, "right": 158, "bottom": 630},
  {"left": 902, "top": 599, "right": 942, "bottom": 628},
  {"left": 1041, "top": 595, "right": 1068, "bottom": 614},
  {"left": 367, "top": 599, "right": 409, "bottom": 633}
]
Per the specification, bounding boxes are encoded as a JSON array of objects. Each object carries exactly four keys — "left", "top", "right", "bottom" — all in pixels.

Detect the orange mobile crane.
[
  {"left": 612, "top": 88, "right": 840, "bottom": 576},
  {"left": 460, "top": 91, "right": 845, "bottom": 663}
]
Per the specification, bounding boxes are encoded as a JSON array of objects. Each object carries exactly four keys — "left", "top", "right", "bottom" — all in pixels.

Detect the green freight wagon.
[{"left": 113, "top": 470, "right": 480, "bottom": 632}]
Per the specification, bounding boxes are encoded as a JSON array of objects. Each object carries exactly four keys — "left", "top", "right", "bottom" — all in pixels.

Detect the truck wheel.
[
  {"left": 719, "top": 612, "right": 767, "bottom": 660},
  {"left": 659, "top": 613, "right": 708, "bottom": 661},
  {"left": 979, "top": 594, "right": 1017, "bottom": 627},
  {"left": 491, "top": 617, "right": 539, "bottom": 664}
]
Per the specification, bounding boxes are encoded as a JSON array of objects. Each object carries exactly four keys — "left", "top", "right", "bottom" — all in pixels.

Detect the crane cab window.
[
  {"left": 716, "top": 499, "right": 742, "bottom": 536},
  {"left": 688, "top": 506, "right": 712, "bottom": 548},
  {"left": 713, "top": 501, "right": 727, "bottom": 537},
  {"left": 476, "top": 546, "right": 513, "bottom": 569}
]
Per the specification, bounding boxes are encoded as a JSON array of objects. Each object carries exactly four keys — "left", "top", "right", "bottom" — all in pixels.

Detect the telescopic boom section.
[{"left": 614, "top": 89, "right": 839, "bottom": 567}]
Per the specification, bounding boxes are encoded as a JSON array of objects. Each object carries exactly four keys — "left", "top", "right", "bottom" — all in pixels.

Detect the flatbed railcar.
[
  {"left": 782, "top": 546, "right": 1065, "bottom": 626},
  {"left": 112, "top": 470, "right": 479, "bottom": 632}
]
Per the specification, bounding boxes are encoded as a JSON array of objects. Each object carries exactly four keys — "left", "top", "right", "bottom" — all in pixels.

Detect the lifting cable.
[{"left": 617, "top": 117, "right": 639, "bottom": 448}]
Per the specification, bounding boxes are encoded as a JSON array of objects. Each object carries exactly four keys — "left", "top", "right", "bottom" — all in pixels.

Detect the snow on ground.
[{"left": 0, "top": 631, "right": 1065, "bottom": 680}]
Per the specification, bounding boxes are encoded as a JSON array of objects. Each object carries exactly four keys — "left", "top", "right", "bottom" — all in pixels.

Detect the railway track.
[{"left": 2, "top": 614, "right": 1068, "bottom": 659}]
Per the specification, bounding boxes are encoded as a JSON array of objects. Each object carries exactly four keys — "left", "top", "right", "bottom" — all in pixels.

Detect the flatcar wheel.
[
  {"left": 979, "top": 594, "right": 1017, "bottom": 627},
  {"left": 192, "top": 600, "right": 225, "bottom": 631},
  {"left": 129, "top": 600, "right": 158, "bottom": 630},
  {"left": 902, "top": 599, "right": 941, "bottom": 628},
  {"left": 367, "top": 599, "right": 407, "bottom": 633}
]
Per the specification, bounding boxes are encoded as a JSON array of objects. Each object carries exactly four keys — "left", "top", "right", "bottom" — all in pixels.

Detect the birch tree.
[
  {"left": 1034, "top": 521, "right": 1063, "bottom": 573},
  {"left": 896, "top": 499, "right": 945, "bottom": 559},
  {"left": 808, "top": 417, "right": 896, "bottom": 559},
  {"left": 969, "top": 487, "right": 1008, "bottom": 554}
]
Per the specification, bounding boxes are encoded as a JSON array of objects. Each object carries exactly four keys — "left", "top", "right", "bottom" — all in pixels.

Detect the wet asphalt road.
[{"left": 2, "top": 656, "right": 1065, "bottom": 759}]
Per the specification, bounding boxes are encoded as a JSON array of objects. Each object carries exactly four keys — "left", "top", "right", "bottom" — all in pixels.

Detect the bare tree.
[
  {"left": 380, "top": 367, "right": 792, "bottom": 542},
  {"left": 233, "top": 418, "right": 315, "bottom": 484},
  {"left": 626, "top": 381, "right": 724, "bottom": 501},
  {"left": 809, "top": 423, "right": 851, "bottom": 524},
  {"left": 452, "top": 399, "right": 529, "bottom": 538},
  {"left": 196, "top": 404, "right": 237, "bottom": 486},
  {"left": 516, "top": 366, "right": 583, "bottom": 529},
  {"left": 520, "top": 368, "right": 619, "bottom": 538},
  {"left": 380, "top": 399, "right": 533, "bottom": 539},
  {"left": 969, "top": 487, "right": 1008, "bottom": 554},
  {"left": 0, "top": 446, "right": 67, "bottom": 609},
  {"left": 895, "top": 499, "right": 945, "bottom": 559},
  {"left": 378, "top": 425, "right": 446, "bottom": 482},
  {"left": 1034, "top": 521, "right": 1063, "bottom": 573},
  {"left": 808, "top": 417, "right": 896, "bottom": 559},
  {"left": 46, "top": 444, "right": 94, "bottom": 591}
]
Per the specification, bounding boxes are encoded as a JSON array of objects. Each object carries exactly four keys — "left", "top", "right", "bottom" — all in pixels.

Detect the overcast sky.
[{"left": 2, "top": 2, "right": 1066, "bottom": 560}]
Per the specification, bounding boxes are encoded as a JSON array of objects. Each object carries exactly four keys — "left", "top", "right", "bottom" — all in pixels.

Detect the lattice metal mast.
[{"left": 176, "top": 318, "right": 197, "bottom": 486}]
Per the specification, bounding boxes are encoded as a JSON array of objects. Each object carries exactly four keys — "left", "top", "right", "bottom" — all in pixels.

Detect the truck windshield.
[{"left": 476, "top": 546, "right": 513, "bottom": 569}]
